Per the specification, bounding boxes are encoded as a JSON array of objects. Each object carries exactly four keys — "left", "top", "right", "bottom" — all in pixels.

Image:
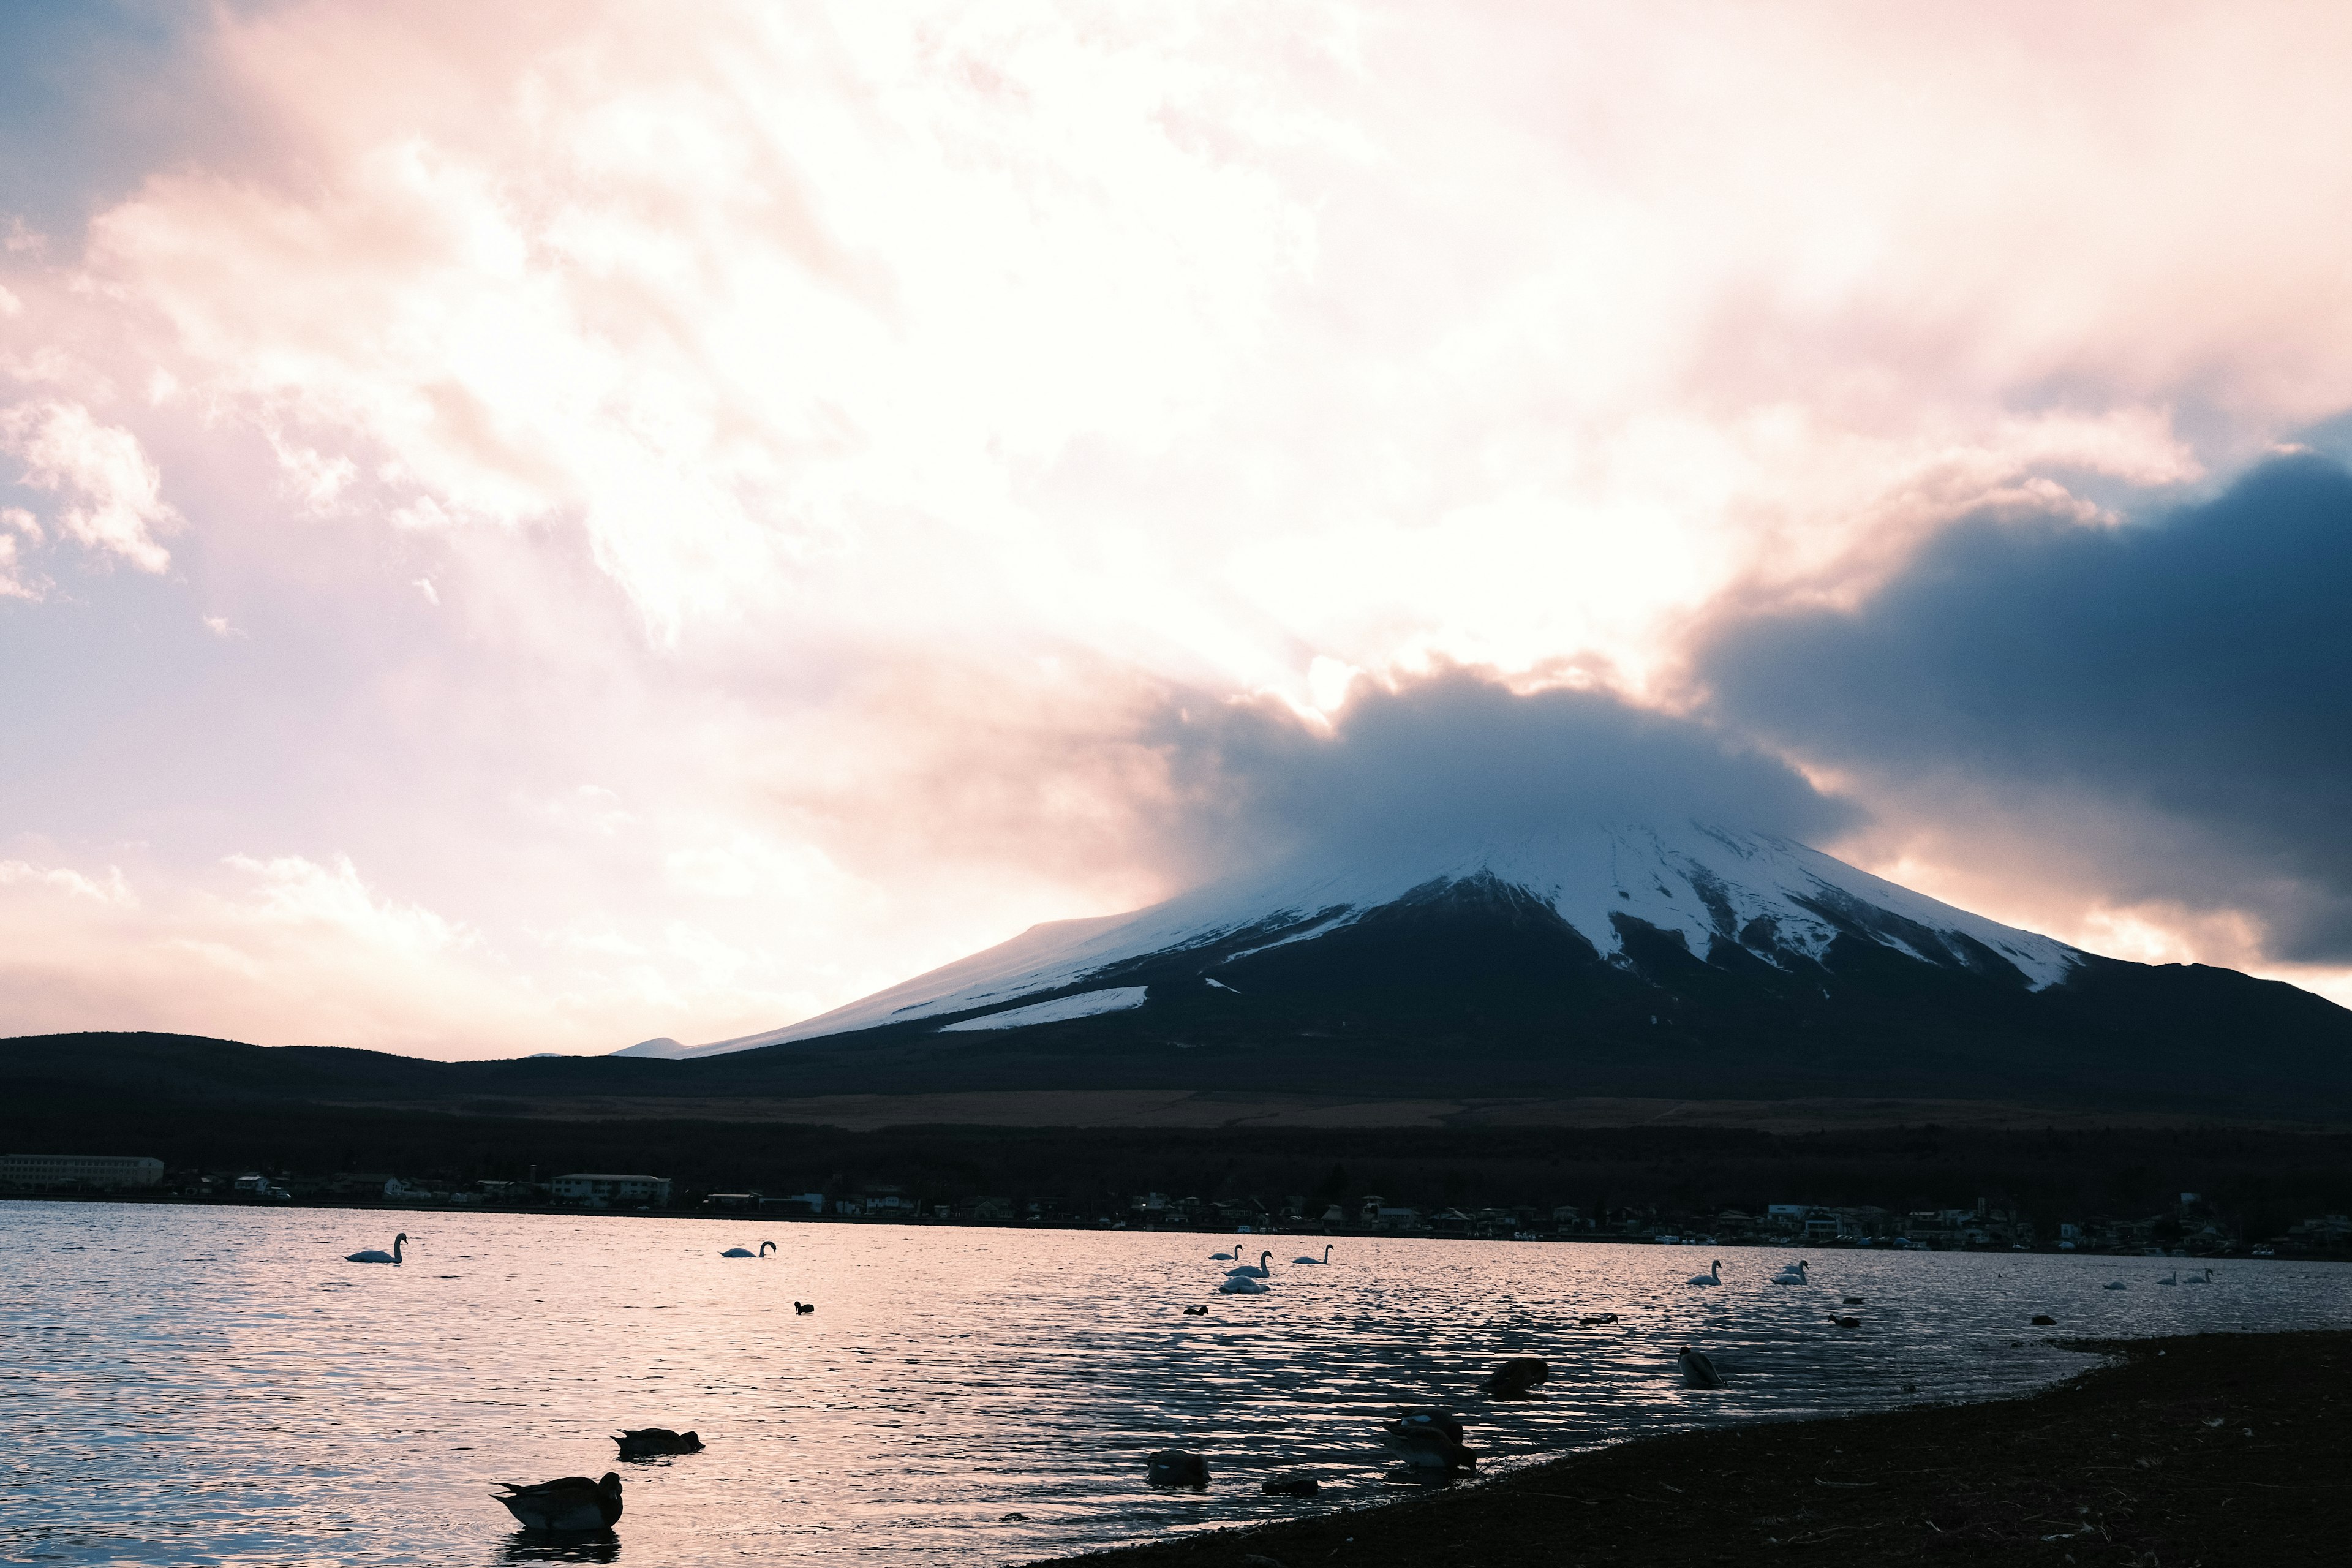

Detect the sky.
[{"left": 4, "top": 1, "right": 2351, "bottom": 1058}]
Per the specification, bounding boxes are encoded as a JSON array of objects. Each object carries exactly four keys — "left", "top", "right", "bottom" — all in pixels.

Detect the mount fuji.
[{"left": 621, "top": 822, "right": 2352, "bottom": 1109}]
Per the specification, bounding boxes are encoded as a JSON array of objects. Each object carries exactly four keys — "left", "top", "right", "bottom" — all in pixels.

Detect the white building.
[
  {"left": 549, "top": 1172, "right": 671, "bottom": 1206},
  {"left": 1, "top": 1154, "right": 165, "bottom": 1189}
]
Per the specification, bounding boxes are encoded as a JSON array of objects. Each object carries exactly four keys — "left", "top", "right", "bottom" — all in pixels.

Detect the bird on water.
[
  {"left": 1679, "top": 1347, "right": 1725, "bottom": 1389},
  {"left": 345, "top": 1233, "right": 407, "bottom": 1265},
  {"left": 1226, "top": 1250, "right": 1274, "bottom": 1279},
  {"left": 613, "top": 1428, "right": 702, "bottom": 1459},
  {"left": 1292, "top": 1244, "right": 1333, "bottom": 1265},
  {"left": 720, "top": 1240, "right": 777, "bottom": 1259},
  {"left": 493, "top": 1472, "right": 624, "bottom": 1532}
]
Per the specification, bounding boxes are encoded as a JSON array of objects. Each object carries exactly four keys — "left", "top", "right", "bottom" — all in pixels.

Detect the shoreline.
[
  {"left": 0, "top": 1192, "right": 2288, "bottom": 1260},
  {"left": 1027, "top": 1330, "right": 2349, "bottom": 1567}
]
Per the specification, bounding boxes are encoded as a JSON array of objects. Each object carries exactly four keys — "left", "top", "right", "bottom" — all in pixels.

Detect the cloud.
[
  {"left": 11, "top": 4, "right": 2352, "bottom": 1052},
  {"left": 1697, "top": 456, "right": 2352, "bottom": 963},
  {"left": 0, "top": 399, "right": 177, "bottom": 570},
  {"left": 1140, "top": 663, "right": 1855, "bottom": 880}
]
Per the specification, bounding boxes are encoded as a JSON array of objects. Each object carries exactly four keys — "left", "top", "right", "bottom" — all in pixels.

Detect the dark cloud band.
[{"left": 1698, "top": 456, "right": 2352, "bottom": 960}]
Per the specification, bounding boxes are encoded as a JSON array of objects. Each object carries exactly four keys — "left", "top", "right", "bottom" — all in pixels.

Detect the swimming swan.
[
  {"left": 1217, "top": 1273, "right": 1270, "bottom": 1294},
  {"left": 2181, "top": 1267, "right": 2215, "bottom": 1284},
  {"left": 1686, "top": 1259, "right": 1722, "bottom": 1287},
  {"left": 2101, "top": 1280, "right": 2127, "bottom": 1290},
  {"left": 493, "top": 1472, "right": 624, "bottom": 1532},
  {"left": 719, "top": 1241, "right": 777, "bottom": 1259},
  {"left": 1770, "top": 1260, "right": 1810, "bottom": 1285},
  {"left": 1225, "top": 1250, "right": 1273, "bottom": 1279},
  {"left": 1210, "top": 1246, "right": 1238, "bottom": 1260},
  {"left": 1678, "top": 1347, "right": 1725, "bottom": 1387},
  {"left": 345, "top": 1233, "right": 407, "bottom": 1265},
  {"left": 1293, "top": 1244, "right": 1334, "bottom": 1265},
  {"left": 2157, "top": 1269, "right": 2178, "bottom": 1285}
]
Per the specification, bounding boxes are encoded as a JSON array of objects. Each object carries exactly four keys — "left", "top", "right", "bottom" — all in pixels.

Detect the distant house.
[
  {"left": 550, "top": 1173, "right": 672, "bottom": 1206},
  {"left": 1, "top": 1154, "right": 164, "bottom": 1190},
  {"left": 758, "top": 1193, "right": 826, "bottom": 1215}
]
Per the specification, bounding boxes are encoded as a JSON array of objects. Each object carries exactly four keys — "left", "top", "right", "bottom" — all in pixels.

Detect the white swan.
[
  {"left": 720, "top": 1240, "right": 777, "bottom": 1259},
  {"left": 2157, "top": 1269, "right": 2178, "bottom": 1285},
  {"left": 1293, "top": 1244, "right": 1333, "bottom": 1265},
  {"left": 1686, "top": 1259, "right": 1722, "bottom": 1287},
  {"left": 1225, "top": 1250, "right": 1273, "bottom": 1279},
  {"left": 1770, "top": 1260, "right": 1810, "bottom": 1285},
  {"left": 345, "top": 1232, "right": 407, "bottom": 1265},
  {"left": 1216, "top": 1274, "right": 1270, "bottom": 1294},
  {"left": 2101, "top": 1280, "right": 2127, "bottom": 1291},
  {"left": 1210, "top": 1246, "right": 1238, "bottom": 1260},
  {"left": 2182, "top": 1267, "right": 2215, "bottom": 1285}
]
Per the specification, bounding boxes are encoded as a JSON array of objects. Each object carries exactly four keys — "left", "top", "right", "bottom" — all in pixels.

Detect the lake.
[{"left": 4, "top": 1201, "right": 2346, "bottom": 1565}]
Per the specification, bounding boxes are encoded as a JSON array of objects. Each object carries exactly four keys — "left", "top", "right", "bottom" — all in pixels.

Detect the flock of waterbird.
[{"left": 334, "top": 1228, "right": 2224, "bottom": 1536}]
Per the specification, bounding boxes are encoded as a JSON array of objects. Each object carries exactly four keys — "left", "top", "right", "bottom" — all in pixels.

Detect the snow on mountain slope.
[{"left": 647, "top": 823, "right": 2081, "bottom": 1060}]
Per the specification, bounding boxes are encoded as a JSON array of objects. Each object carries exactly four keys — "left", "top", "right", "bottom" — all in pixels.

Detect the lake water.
[{"left": 6, "top": 1201, "right": 2348, "bottom": 1566}]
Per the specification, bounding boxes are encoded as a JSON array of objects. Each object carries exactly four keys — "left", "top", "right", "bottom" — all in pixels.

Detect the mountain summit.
[{"left": 622, "top": 823, "right": 2349, "bottom": 1111}]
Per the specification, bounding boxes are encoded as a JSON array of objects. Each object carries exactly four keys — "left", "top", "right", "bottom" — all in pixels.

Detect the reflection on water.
[
  {"left": 4, "top": 1200, "right": 2348, "bottom": 1566},
  {"left": 502, "top": 1533, "right": 621, "bottom": 1564}
]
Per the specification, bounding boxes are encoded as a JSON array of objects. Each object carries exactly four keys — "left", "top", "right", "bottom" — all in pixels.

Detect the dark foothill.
[
  {"left": 1147, "top": 1449, "right": 1210, "bottom": 1487},
  {"left": 1262, "top": 1472, "right": 1321, "bottom": 1497},
  {"left": 1482, "top": 1357, "right": 1550, "bottom": 1400}
]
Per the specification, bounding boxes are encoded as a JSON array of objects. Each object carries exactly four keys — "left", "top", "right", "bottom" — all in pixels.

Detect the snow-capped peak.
[{"left": 643, "top": 822, "right": 2080, "bottom": 1059}]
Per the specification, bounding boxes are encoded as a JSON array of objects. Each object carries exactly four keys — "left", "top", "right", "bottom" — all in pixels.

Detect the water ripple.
[{"left": 2, "top": 1201, "right": 2346, "bottom": 1565}]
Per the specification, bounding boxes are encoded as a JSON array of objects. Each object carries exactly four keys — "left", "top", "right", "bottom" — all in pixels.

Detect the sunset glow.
[{"left": 7, "top": 2, "right": 2352, "bottom": 1055}]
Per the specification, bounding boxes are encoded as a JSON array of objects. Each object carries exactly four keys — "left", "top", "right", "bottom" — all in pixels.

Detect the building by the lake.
[
  {"left": 2, "top": 1154, "right": 165, "bottom": 1190},
  {"left": 549, "top": 1172, "right": 672, "bottom": 1205}
]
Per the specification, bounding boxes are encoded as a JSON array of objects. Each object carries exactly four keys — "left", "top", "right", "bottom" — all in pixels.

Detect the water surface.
[{"left": 4, "top": 1202, "right": 2345, "bottom": 1566}]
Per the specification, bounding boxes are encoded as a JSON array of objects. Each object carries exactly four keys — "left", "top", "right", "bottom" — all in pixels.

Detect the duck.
[
  {"left": 1225, "top": 1250, "right": 1273, "bottom": 1279},
  {"left": 1182, "top": 1304, "right": 1209, "bottom": 1316},
  {"left": 1828, "top": 1315, "right": 1861, "bottom": 1329},
  {"left": 1770, "top": 1260, "right": 1811, "bottom": 1285},
  {"left": 1577, "top": 1312, "right": 1619, "bottom": 1325},
  {"left": 1841, "top": 1296, "right": 1865, "bottom": 1305},
  {"left": 1482, "top": 1357, "right": 1549, "bottom": 1399},
  {"left": 1678, "top": 1347, "right": 1725, "bottom": 1389},
  {"left": 719, "top": 1240, "right": 777, "bottom": 1259},
  {"left": 492, "top": 1472, "right": 624, "bottom": 1532},
  {"left": 1216, "top": 1274, "right": 1269, "bottom": 1294},
  {"left": 1686, "top": 1259, "right": 1722, "bottom": 1287},
  {"left": 1383, "top": 1409, "right": 1476, "bottom": 1471},
  {"left": 794, "top": 1300, "right": 815, "bottom": 1314},
  {"left": 345, "top": 1233, "right": 407, "bottom": 1265},
  {"left": 612, "top": 1428, "right": 702, "bottom": 1459},
  {"left": 1293, "top": 1244, "right": 1334, "bottom": 1265},
  {"left": 1145, "top": 1449, "right": 1208, "bottom": 1487}
]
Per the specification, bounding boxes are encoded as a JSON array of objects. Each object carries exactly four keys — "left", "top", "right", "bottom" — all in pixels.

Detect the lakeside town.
[{"left": 9, "top": 1150, "right": 2345, "bottom": 1259}]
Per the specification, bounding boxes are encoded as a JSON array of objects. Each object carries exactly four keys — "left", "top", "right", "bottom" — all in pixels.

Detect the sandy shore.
[{"left": 1027, "top": 1330, "right": 2347, "bottom": 1567}]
